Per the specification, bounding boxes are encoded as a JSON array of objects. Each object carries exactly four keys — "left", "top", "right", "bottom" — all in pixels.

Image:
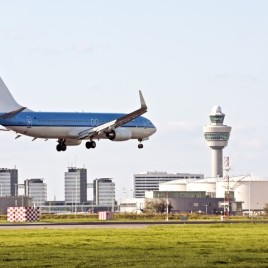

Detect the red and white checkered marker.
[{"left": 7, "top": 207, "right": 39, "bottom": 222}]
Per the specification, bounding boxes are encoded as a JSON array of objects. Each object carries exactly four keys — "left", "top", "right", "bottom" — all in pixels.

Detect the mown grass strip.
[{"left": 0, "top": 224, "right": 267, "bottom": 267}]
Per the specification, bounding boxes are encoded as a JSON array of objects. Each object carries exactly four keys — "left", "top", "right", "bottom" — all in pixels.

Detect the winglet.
[{"left": 139, "top": 90, "right": 147, "bottom": 110}]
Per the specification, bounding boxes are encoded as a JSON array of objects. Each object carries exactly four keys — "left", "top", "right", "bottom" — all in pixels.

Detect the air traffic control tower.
[{"left": 203, "top": 106, "right": 231, "bottom": 178}]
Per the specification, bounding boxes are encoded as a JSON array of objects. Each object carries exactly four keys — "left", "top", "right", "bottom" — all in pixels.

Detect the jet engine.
[{"left": 106, "top": 127, "right": 132, "bottom": 141}]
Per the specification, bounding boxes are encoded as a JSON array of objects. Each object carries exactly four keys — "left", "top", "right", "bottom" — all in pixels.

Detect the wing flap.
[{"left": 78, "top": 120, "right": 116, "bottom": 140}]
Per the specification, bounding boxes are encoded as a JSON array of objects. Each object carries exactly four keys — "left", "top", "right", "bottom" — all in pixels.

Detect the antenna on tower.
[{"left": 223, "top": 156, "right": 230, "bottom": 217}]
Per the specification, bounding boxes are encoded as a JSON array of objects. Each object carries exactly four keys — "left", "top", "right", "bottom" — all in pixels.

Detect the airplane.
[{"left": 0, "top": 77, "right": 156, "bottom": 152}]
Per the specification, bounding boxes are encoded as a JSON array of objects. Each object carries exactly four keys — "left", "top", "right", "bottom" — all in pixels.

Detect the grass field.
[{"left": 0, "top": 223, "right": 267, "bottom": 267}]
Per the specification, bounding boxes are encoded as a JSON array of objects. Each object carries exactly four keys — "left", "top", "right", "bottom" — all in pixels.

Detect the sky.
[{"left": 0, "top": 0, "right": 268, "bottom": 200}]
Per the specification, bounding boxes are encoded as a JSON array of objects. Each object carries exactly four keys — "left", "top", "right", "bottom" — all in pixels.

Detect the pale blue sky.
[{"left": 0, "top": 1, "right": 268, "bottom": 200}]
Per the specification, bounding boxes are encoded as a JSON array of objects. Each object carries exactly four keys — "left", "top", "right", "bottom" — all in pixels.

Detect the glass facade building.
[
  {"left": 24, "top": 179, "right": 47, "bottom": 206},
  {"left": 65, "top": 168, "right": 87, "bottom": 204},
  {"left": 0, "top": 168, "right": 18, "bottom": 197},
  {"left": 93, "top": 178, "right": 115, "bottom": 207}
]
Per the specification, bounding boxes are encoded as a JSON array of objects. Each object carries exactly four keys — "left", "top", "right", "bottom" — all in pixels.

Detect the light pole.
[
  {"left": 0, "top": 183, "right": 2, "bottom": 197},
  {"left": 205, "top": 204, "right": 208, "bottom": 215},
  {"left": 14, "top": 184, "right": 18, "bottom": 197},
  {"left": 122, "top": 187, "right": 126, "bottom": 198},
  {"left": 112, "top": 194, "right": 114, "bottom": 213},
  {"left": 71, "top": 188, "right": 74, "bottom": 213},
  {"left": 248, "top": 176, "right": 251, "bottom": 217},
  {"left": 75, "top": 176, "right": 78, "bottom": 214},
  {"left": 166, "top": 191, "right": 169, "bottom": 221}
]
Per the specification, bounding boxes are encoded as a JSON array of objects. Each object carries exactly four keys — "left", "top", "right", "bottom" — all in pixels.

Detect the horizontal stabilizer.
[{"left": 0, "top": 107, "right": 27, "bottom": 119}]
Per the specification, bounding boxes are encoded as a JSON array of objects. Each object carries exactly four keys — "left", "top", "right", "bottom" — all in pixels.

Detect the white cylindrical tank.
[
  {"left": 159, "top": 180, "right": 187, "bottom": 192},
  {"left": 187, "top": 180, "right": 216, "bottom": 196},
  {"left": 216, "top": 176, "right": 268, "bottom": 211}
]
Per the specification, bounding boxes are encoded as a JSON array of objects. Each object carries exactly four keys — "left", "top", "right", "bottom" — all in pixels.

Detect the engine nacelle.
[
  {"left": 106, "top": 128, "right": 132, "bottom": 141},
  {"left": 65, "top": 139, "right": 82, "bottom": 146}
]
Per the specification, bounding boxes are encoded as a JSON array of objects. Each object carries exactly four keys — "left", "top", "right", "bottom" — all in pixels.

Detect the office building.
[
  {"left": 17, "top": 184, "right": 25, "bottom": 196},
  {"left": 65, "top": 167, "right": 87, "bottom": 204},
  {"left": 133, "top": 171, "right": 204, "bottom": 198},
  {"left": 203, "top": 106, "right": 231, "bottom": 177},
  {"left": 24, "top": 179, "right": 47, "bottom": 206},
  {"left": 0, "top": 196, "right": 32, "bottom": 214},
  {"left": 93, "top": 178, "right": 115, "bottom": 207},
  {"left": 0, "top": 168, "right": 18, "bottom": 197}
]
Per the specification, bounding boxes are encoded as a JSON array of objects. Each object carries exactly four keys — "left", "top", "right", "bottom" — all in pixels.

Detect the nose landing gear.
[{"left": 138, "top": 139, "right": 144, "bottom": 149}]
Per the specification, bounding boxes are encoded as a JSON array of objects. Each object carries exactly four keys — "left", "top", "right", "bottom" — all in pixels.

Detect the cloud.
[
  {"left": 30, "top": 46, "right": 60, "bottom": 55},
  {"left": 154, "top": 120, "right": 203, "bottom": 145},
  {"left": 73, "top": 41, "right": 109, "bottom": 54},
  {"left": 74, "top": 41, "right": 95, "bottom": 53},
  {"left": 213, "top": 73, "right": 260, "bottom": 82},
  {"left": 1, "top": 27, "right": 24, "bottom": 39},
  {"left": 29, "top": 41, "right": 107, "bottom": 56},
  {"left": 162, "top": 120, "right": 201, "bottom": 132},
  {"left": 237, "top": 139, "right": 263, "bottom": 150}
]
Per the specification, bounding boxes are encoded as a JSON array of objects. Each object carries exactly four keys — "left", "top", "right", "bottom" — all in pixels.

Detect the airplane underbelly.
[
  {"left": 130, "top": 127, "right": 155, "bottom": 139},
  {"left": 9, "top": 126, "right": 76, "bottom": 139},
  {"left": 8, "top": 126, "right": 156, "bottom": 140}
]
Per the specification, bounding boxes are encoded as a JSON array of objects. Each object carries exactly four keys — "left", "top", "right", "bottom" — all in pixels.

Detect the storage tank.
[
  {"left": 216, "top": 176, "right": 268, "bottom": 211},
  {"left": 187, "top": 178, "right": 216, "bottom": 197},
  {"left": 159, "top": 179, "right": 188, "bottom": 192}
]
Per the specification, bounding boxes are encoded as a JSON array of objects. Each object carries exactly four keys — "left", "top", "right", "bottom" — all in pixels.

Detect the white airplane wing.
[{"left": 78, "top": 91, "right": 147, "bottom": 140}]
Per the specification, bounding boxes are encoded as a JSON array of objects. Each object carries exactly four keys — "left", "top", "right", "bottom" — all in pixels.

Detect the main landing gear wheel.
[
  {"left": 56, "top": 144, "right": 67, "bottom": 152},
  {"left": 85, "top": 141, "right": 96, "bottom": 149},
  {"left": 56, "top": 140, "right": 67, "bottom": 152},
  {"left": 61, "top": 144, "right": 67, "bottom": 151}
]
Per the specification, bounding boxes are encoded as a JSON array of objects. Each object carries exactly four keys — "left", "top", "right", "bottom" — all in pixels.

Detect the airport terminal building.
[{"left": 133, "top": 171, "right": 204, "bottom": 198}]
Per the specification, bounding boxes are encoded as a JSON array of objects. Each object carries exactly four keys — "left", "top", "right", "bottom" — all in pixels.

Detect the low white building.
[
  {"left": 119, "top": 198, "right": 144, "bottom": 214},
  {"left": 159, "top": 175, "right": 268, "bottom": 211}
]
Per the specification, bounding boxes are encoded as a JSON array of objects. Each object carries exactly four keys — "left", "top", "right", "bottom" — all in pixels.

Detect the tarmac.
[{"left": 0, "top": 220, "right": 267, "bottom": 229}]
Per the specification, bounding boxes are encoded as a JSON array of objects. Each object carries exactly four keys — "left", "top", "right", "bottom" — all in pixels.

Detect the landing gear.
[
  {"left": 56, "top": 140, "right": 67, "bottom": 152},
  {"left": 85, "top": 141, "right": 96, "bottom": 149},
  {"left": 138, "top": 139, "right": 144, "bottom": 149}
]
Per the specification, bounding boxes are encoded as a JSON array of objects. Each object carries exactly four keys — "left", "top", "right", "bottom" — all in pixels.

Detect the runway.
[{"left": 0, "top": 220, "right": 267, "bottom": 229}]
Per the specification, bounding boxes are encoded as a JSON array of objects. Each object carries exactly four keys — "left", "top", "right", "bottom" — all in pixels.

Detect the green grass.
[{"left": 0, "top": 224, "right": 268, "bottom": 267}]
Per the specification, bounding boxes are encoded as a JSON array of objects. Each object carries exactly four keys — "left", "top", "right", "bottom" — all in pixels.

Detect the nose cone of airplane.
[
  {"left": 152, "top": 125, "right": 157, "bottom": 134},
  {"left": 149, "top": 121, "right": 157, "bottom": 136}
]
